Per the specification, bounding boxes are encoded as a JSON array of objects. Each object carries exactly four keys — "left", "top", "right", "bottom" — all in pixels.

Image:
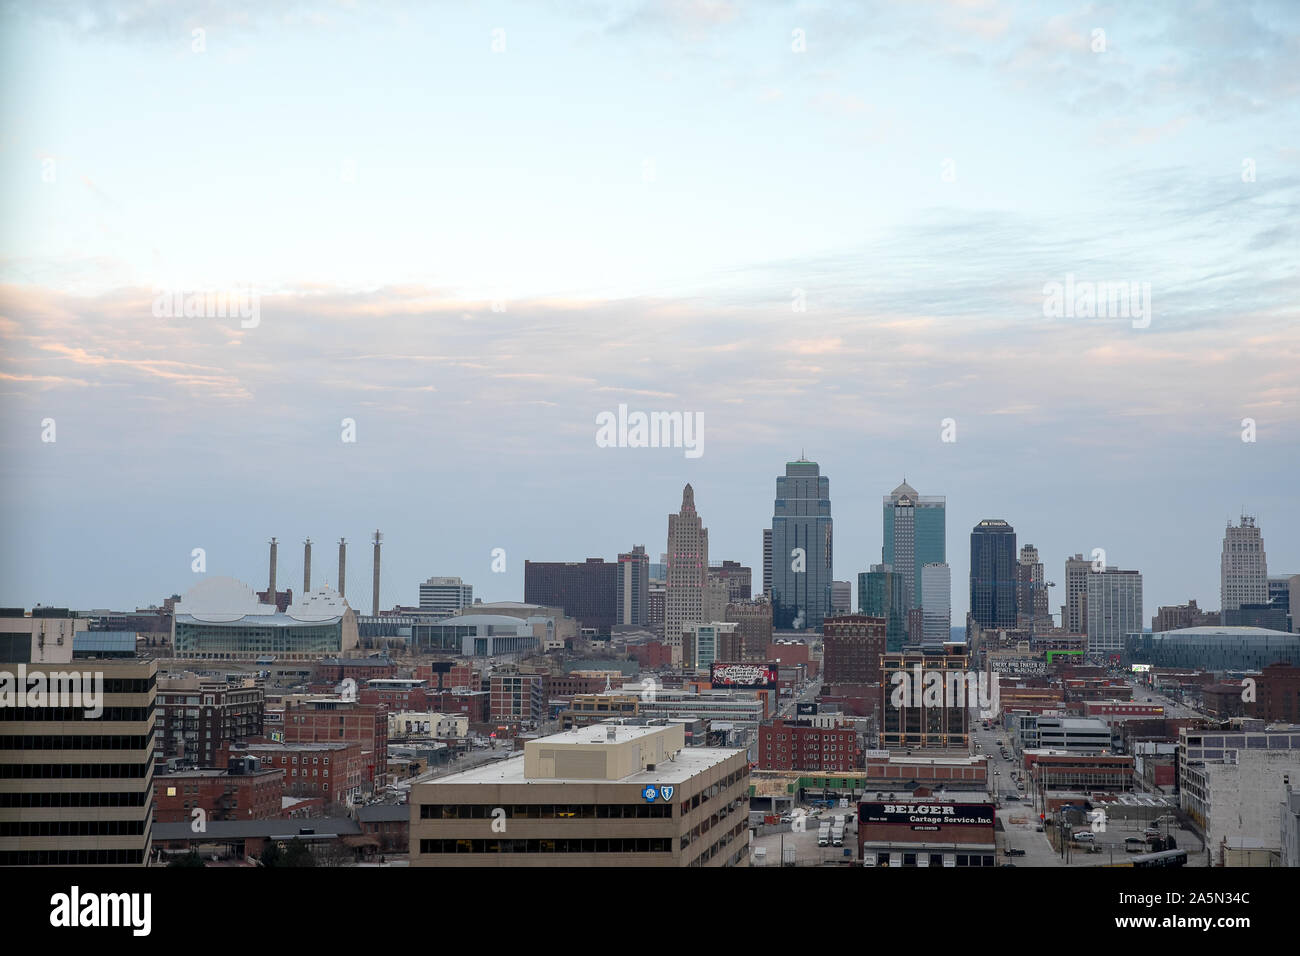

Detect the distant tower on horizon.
[
  {"left": 665, "top": 484, "right": 709, "bottom": 665},
  {"left": 882, "top": 481, "right": 945, "bottom": 611},
  {"left": 303, "top": 538, "right": 312, "bottom": 593},
  {"left": 762, "top": 528, "right": 773, "bottom": 601},
  {"left": 372, "top": 530, "right": 382, "bottom": 616},
  {"left": 771, "top": 457, "right": 833, "bottom": 631},
  {"left": 1221, "top": 515, "right": 1268, "bottom": 615},
  {"left": 338, "top": 538, "right": 347, "bottom": 599},
  {"left": 268, "top": 537, "right": 278, "bottom": 602}
]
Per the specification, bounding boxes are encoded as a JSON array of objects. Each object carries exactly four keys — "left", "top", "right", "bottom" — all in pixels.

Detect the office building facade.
[
  {"left": 1086, "top": 567, "right": 1143, "bottom": 661},
  {"left": 921, "top": 563, "right": 951, "bottom": 644},
  {"left": 524, "top": 559, "right": 619, "bottom": 635},
  {"left": 859, "top": 565, "right": 908, "bottom": 652},
  {"left": 882, "top": 481, "right": 945, "bottom": 611},
  {"left": 617, "top": 546, "right": 650, "bottom": 627},
  {"left": 418, "top": 577, "right": 473, "bottom": 616},
  {"left": 411, "top": 723, "right": 750, "bottom": 867}
]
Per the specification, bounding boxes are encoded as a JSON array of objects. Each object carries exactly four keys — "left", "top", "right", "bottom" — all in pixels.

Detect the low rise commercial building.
[
  {"left": 410, "top": 721, "right": 749, "bottom": 867},
  {"left": 858, "top": 792, "right": 996, "bottom": 868}
]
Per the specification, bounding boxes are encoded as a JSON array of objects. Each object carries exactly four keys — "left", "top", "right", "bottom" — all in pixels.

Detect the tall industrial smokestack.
[
  {"left": 338, "top": 538, "right": 346, "bottom": 598},
  {"left": 372, "top": 529, "right": 382, "bottom": 616},
  {"left": 268, "top": 537, "right": 278, "bottom": 602},
  {"left": 303, "top": 538, "right": 312, "bottom": 593}
]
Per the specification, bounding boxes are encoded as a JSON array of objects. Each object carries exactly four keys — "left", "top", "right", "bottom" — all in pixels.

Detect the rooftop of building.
[
  {"left": 233, "top": 741, "right": 358, "bottom": 752},
  {"left": 153, "top": 818, "right": 361, "bottom": 841},
  {"left": 416, "top": 744, "right": 742, "bottom": 788},
  {"left": 1147, "top": 625, "right": 1298, "bottom": 638},
  {"left": 174, "top": 577, "right": 349, "bottom": 626},
  {"left": 858, "top": 790, "right": 992, "bottom": 803}
]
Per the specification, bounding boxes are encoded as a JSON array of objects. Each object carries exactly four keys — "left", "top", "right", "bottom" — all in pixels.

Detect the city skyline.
[{"left": 9, "top": 471, "right": 1294, "bottom": 634}]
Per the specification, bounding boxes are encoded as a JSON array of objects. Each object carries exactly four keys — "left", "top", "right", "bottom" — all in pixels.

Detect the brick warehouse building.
[
  {"left": 859, "top": 792, "right": 997, "bottom": 868},
  {"left": 279, "top": 696, "right": 388, "bottom": 791},
  {"left": 154, "top": 758, "right": 284, "bottom": 823},
  {"left": 221, "top": 741, "right": 366, "bottom": 805},
  {"left": 758, "top": 718, "right": 861, "bottom": 773},
  {"left": 822, "top": 615, "right": 886, "bottom": 685}
]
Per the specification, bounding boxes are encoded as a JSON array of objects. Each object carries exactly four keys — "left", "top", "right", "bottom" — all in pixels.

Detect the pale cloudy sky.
[{"left": 1, "top": 0, "right": 1297, "bottom": 621}]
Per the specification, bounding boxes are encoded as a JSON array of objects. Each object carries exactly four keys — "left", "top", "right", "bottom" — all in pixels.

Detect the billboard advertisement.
[
  {"left": 858, "top": 802, "right": 995, "bottom": 830},
  {"left": 710, "top": 662, "right": 778, "bottom": 689}
]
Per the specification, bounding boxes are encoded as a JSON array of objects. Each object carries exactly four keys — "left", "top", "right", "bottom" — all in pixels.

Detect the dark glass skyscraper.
[
  {"left": 859, "top": 564, "right": 908, "bottom": 652},
  {"left": 970, "top": 519, "right": 1018, "bottom": 629},
  {"left": 771, "top": 458, "right": 832, "bottom": 630}
]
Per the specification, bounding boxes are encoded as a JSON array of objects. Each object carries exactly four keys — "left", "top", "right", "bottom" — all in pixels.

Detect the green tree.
[
  {"left": 168, "top": 850, "right": 205, "bottom": 867},
  {"left": 260, "top": 842, "right": 283, "bottom": 867},
  {"left": 282, "top": 837, "right": 317, "bottom": 867}
]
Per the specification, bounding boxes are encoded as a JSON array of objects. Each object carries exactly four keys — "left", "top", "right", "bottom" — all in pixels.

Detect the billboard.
[
  {"left": 795, "top": 701, "right": 819, "bottom": 716},
  {"left": 710, "top": 662, "right": 778, "bottom": 689},
  {"left": 858, "top": 802, "right": 995, "bottom": 830}
]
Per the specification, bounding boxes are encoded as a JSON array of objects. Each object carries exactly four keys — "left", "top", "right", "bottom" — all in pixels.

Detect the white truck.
[
  {"left": 817, "top": 822, "right": 831, "bottom": 847},
  {"left": 831, "top": 821, "right": 845, "bottom": 847}
]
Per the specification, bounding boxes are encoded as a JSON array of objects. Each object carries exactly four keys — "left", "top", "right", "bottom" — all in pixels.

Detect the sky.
[{"left": 1, "top": 0, "right": 1297, "bottom": 623}]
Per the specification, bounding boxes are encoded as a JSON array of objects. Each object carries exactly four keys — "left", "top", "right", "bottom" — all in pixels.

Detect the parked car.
[
  {"left": 1125, "top": 838, "right": 1147, "bottom": 853},
  {"left": 1072, "top": 831, "right": 1096, "bottom": 843},
  {"left": 1004, "top": 848, "right": 1026, "bottom": 856}
]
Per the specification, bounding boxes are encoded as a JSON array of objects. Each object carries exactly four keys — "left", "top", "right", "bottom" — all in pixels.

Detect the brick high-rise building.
[
  {"left": 1151, "top": 599, "right": 1219, "bottom": 632},
  {"left": 822, "top": 614, "right": 886, "bottom": 686},
  {"left": 1064, "top": 553, "right": 1092, "bottom": 635},
  {"left": 1249, "top": 663, "right": 1300, "bottom": 723},
  {"left": 709, "top": 560, "right": 753, "bottom": 604},
  {"left": 156, "top": 677, "right": 265, "bottom": 766},
  {"left": 725, "top": 598, "right": 773, "bottom": 661},
  {"left": 490, "top": 672, "right": 546, "bottom": 722}
]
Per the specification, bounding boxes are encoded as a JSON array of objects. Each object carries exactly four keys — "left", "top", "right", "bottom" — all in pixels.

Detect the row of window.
[
  {"left": 420, "top": 803, "right": 673, "bottom": 820},
  {"left": 0, "top": 735, "right": 153, "bottom": 750},
  {"left": 0, "top": 819, "right": 147, "bottom": 837},
  {"left": 873, "top": 852, "right": 996, "bottom": 867},
  {"left": 0, "top": 849, "right": 147, "bottom": 865},
  {"left": 0, "top": 790, "right": 149, "bottom": 808},
  {"left": 0, "top": 705, "right": 155, "bottom": 721},
  {"left": 419, "top": 838, "right": 673, "bottom": 854},
  {"left": 0, "top": 763, "right": 151, "bottom": 778}
]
